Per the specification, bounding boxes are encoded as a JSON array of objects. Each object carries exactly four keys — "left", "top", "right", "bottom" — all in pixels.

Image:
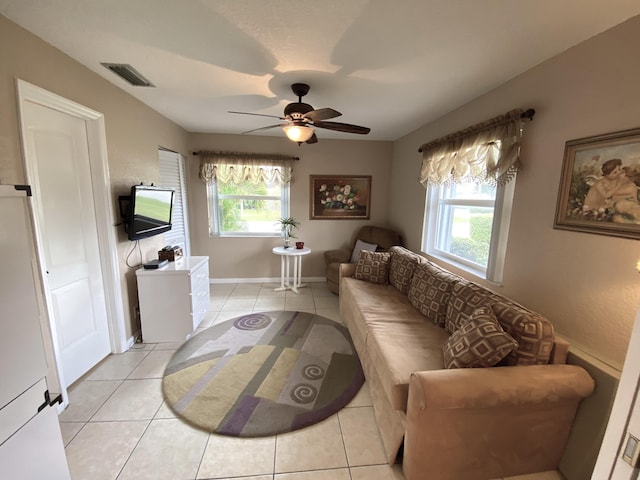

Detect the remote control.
[{"left": 143, "top": 259, "right": 169, "bottom": 270}]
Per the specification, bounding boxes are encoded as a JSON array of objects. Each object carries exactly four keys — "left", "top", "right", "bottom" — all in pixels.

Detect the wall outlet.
[{"left": 622, "top": 433, "right": 640, "bottom": 468}]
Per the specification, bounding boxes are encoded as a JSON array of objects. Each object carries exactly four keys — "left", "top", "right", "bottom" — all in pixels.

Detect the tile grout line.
[
  {"left": 112, "top": 418, "right": 153, "bottom": 480},
  {"left": 84, "top": 379, "right": 125, "bottom": 424},
  {"left": 60, "top": 421, "right": 85, "bottom": 448},
  {"left": 63, "top": 377, "right": 156, "bottom": 473},
  {"left": 336, "top": 410, "right": 354, "bottom": 480},
  {"left": 273, "top": 433, "right": 279, "bottom": 478},
  {"left": 194, "top": 432, "right": 214, "bottom": 480}
]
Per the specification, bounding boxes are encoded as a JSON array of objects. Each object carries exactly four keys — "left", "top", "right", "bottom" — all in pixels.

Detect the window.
[
  {"left": 423, "top": 179, "right": 515, "bottom": 283},
  {"left": 207, "top": 166, "right": 289, "bottom": 236},
  {"left": 159, "top": 149, "right": 190, "bottom": 255},
  {"left": 198, "top": 152, "right": 297, "bottom": 237},
  {"left": 418, "top": 108, "right": 530, "bottom": 283}
]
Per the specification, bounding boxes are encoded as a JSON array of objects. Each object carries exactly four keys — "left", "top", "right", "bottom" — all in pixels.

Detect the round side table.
[{"left": 272, "top": 246, "right": 311, "bottom": 293}]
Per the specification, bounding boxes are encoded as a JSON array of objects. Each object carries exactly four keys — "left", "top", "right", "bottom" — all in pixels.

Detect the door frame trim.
[{"left": 16, "top": 80, "right": 128, "bottom": 385}]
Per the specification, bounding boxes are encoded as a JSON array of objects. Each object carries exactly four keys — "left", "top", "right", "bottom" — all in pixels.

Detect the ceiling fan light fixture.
[{"left": 283, "top": 125, "right": 314, "bottom": 143}]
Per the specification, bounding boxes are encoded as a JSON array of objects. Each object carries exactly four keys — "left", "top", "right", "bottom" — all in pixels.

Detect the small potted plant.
[{"left": 278, "top": 217, "right": 300, "bottom": 248}]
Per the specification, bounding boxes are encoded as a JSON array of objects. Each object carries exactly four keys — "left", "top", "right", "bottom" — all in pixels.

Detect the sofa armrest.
[
  {"left": 550, "top": 335, "right": 570, "bottom": 364},
  {"left": 339, "top": 263, "right": 357, "bottom": 279},
  {"left": 324, "top": 248, "right": 351, "bottom": 265},
  {"left": 403, "top": 365, "right": 595, "bottom": 480}
]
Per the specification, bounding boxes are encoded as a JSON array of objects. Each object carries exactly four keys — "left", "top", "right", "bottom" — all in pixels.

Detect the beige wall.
[
  {"left": 4, "top": 9, "right": 638, "bottom": 373},
  {"left": 390, "top": 15, "right": 640, "bottom": 371},
  {"left": 188, "top": 133, "right": 393, "bottom": 280},
  {"left": 2, "top": 12, "right": 635, "bottom": 474},
  {"left": 0, "top": 16, "right": 191, "bottom": 339}
]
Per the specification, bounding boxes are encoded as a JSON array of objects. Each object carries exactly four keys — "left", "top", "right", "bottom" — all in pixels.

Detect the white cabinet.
[
  {"left": 136, "top": 256, "right": 210, "bottom": 343},
  {"left": 0, "top": 185, "right": 71, "bottom": 479}
]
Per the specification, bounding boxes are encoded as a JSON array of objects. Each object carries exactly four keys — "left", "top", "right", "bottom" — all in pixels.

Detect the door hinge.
[
  {"left": 37, "top": 389, "right": 63, "bottom": 413},
  {"left": 14, "top": 184, "right": 32, "bottom": 196}
]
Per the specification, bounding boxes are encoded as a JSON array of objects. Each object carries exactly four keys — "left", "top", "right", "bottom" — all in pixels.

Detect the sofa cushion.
[
  {"left": 341, "top": 277, "right": 425, "bottom": 351},
  {"left": 340, "top": 276, "right": 449, "bottom": 412},
  {"left": 388, "top": 246, "right": 424, "bottom": 294},
  {"left": 367, "top": 320, "right": 448, "bottom": 412},
  {"left": 408, "top": 261, "right": 461, "bottom": 327},
  {"left": 350, "top": 239, "right": 378, "bottom": 263},
  {"left": 443, "top": 306, "right": 518, "bottom": 369},
  {"left": 354, "top": 251, "right": 390, "bottom": 284},
  {"left": 491, "top": 302, "right": 555, "bottom": 366},
  {"left": 445, "top": 280, "right": 502, "bottom": 334}
]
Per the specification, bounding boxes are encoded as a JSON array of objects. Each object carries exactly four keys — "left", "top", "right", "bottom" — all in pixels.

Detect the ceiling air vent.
[{"left": 100, "top": 63, "right": 155, "bottom": 87}]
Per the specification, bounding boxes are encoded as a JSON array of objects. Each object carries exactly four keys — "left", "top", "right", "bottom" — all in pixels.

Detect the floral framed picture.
[
  {"left": 310, "top": 175, "right": 371, "bottom": 220},
  {"left": 554, "top": 127, "right": 640, "bottom": 239}
]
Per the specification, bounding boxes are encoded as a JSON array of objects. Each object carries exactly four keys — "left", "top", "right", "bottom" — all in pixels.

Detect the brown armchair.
[{"left": 324, "top": 225, "right": 402, "bottom": 294}]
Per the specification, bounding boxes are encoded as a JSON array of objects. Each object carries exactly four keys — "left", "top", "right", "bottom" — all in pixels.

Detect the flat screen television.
[{"left": 125, "top": 185, "right": 174, "bottom": 241}]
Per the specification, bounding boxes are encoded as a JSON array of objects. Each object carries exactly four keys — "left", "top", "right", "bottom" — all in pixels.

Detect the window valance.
[
  {"left": 418, "top": 108, "right": 533, "bottom": 187},
  {"left": 197, "top": 151, "right": 299, "bottom": 185}
]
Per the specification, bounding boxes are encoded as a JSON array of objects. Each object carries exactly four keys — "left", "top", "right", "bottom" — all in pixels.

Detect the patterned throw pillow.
[
  {"left": 350, "top": 239, "right": 378, "bottom": 263},
  {"left": 445, "top": 281, "right": 499, "bottom": 334},
  {"left": 443, "top": 306, "right": 518, "bottom": 369},
  {"left": 407, "top": 261, "right": 460, "bottom": 326},
  {"left": 388, "top": 246, "right": 425, "bottom": 294},
  {"left": 491, "top": 302, "right": 555, "bottom": 366},
  {"left": 354, "top": 251, "right": 390, "bottom": 285}
]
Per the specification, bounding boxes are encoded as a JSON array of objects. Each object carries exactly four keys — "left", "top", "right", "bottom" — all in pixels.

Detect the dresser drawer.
[
  {"left": 190, "top": 262, "right": 209, "bottom": 293},
  {"left": 136, "top": 256, "right": 210, "bottom": 343},
  {"left": 192, "top": 304, "right": 209, "bottom": 331},
  {"left": 190, "top": 260, "right": 209, "bottom": 331},
  {"left": 191, "top": 288, "right": 210, "bottom": 313}
]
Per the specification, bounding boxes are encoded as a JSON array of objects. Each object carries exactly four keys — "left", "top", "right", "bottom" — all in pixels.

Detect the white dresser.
[{"left": 136, "top": 256, "right": 210, "bottom": 343}]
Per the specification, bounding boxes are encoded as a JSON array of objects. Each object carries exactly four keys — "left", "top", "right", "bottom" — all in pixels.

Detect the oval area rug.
[{"left": 162, "top": 311, "right": 365, "bottom": 437}]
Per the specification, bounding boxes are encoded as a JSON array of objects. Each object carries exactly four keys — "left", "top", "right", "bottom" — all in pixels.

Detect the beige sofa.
[{"left": 339, "top": 246, "right": 595, "bottom": 480}]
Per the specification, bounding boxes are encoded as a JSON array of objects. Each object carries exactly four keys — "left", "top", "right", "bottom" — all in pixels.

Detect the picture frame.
[
  {"left": 310, "top": 175, "right": 371, "bottom": 220},
  {"left": 554, "top": 127, "right": 640, "bottom": 239}
]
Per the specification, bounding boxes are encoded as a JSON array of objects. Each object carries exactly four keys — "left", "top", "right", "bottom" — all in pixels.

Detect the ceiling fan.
[{"left": 229, "top": 83, "right": 371, "bottom": 144}]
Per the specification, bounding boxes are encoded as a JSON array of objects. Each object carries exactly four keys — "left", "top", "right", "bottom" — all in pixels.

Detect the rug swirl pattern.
[{"left": 162, "top": 311, "right": 365, "bottom": 437}]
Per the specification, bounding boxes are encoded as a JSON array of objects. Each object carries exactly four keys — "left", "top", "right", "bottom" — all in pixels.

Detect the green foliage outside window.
[
  {"left": 217, "top": 181, "right": 281, "bottom": 234},
  {"left": 450, "top": 210, "right": 493, "bottom": 266},
  {"left": 219, "top": 198, "right": 245, "bottom": 232}
]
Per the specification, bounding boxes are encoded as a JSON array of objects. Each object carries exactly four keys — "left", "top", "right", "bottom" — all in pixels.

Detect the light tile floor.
[{"left": 58, "top": 282, "right": 564, "bottom": 480}]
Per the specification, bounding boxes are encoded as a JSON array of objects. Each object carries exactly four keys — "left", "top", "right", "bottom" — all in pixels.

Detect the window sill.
[
  {"left": 211, "top": 233, "right": 281, "bottom": 239},
  {"left": 423, "top": 250, "right": 503, "bottom": 287}
]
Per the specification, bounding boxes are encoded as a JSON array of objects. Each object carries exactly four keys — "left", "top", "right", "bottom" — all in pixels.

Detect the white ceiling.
[{"left": 3, "top": 1, "right": 640, "bottom": 142}]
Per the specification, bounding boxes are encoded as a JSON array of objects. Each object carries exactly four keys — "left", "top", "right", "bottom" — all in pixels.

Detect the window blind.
[{"left": 159, "top": 149, "right": 190, "bottom": 256}]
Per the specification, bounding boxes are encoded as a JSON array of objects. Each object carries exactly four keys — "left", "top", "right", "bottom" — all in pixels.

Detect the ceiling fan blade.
[
  {"left": 242, "top": 124, "right": 285, "bottom": 134},
  {"left": 304, "top": 108, "right": 341, "bottom": 122},
  {"left": 313, "top": 120, "right": 371, "bottom": 135},
  {"left": 229, "top": 111, "right": 285, "bottom": 120},
  {"left": 306, "top": 133, "right": 318, "bottom": 144}
]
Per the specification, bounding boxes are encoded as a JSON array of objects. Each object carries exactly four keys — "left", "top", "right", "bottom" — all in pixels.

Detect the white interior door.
[{"left": 21, "top": 101, "right": 111, "bottom": 387}]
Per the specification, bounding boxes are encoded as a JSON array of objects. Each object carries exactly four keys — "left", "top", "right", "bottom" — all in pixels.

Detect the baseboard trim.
[
  {"left": 210, "top": 277, "right": 327, "bottom": 284},
  {"left": 126, "top": 332, "right": 140, "bottom": 350}
]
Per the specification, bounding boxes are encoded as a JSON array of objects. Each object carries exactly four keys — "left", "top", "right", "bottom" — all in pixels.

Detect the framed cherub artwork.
[{"left": 554, "top": 127, "right": 640, "bottom": 239}]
